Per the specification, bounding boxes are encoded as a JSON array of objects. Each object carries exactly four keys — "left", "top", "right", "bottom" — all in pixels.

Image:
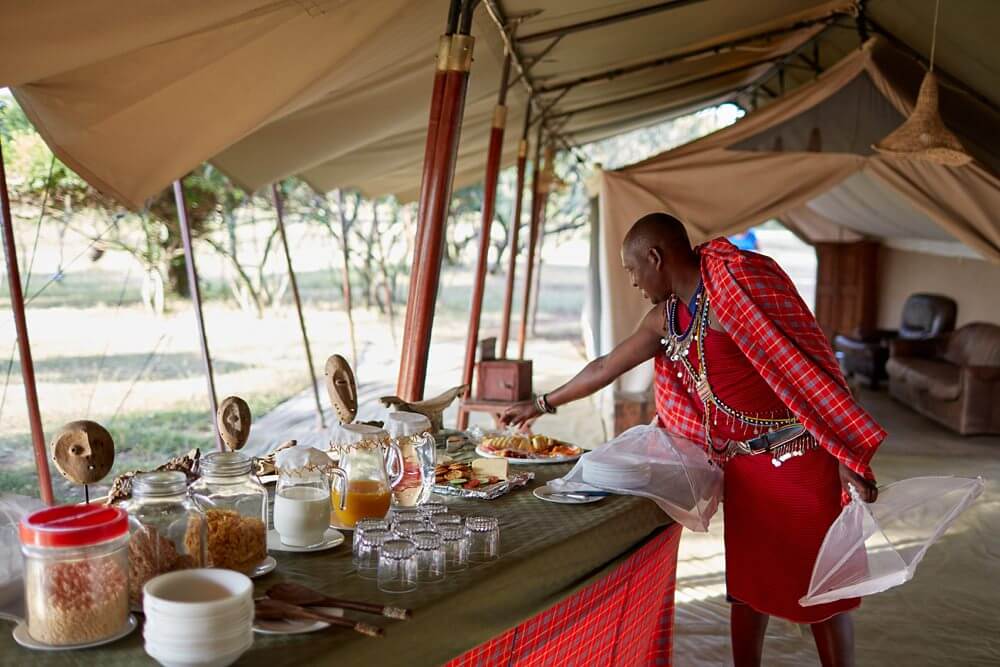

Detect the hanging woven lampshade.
[
  {"left": 873, "top": 0, "right": 973, "bottom": 166},
  {"left": 873, "top": 70, "right": 973, "bottom": 166}
]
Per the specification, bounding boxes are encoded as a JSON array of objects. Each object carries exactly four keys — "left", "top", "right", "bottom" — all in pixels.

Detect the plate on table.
[
  {"left": 253, "top": 607, "right": 344, "bottom": 635},
  {"left": 250, "top": 555, "right": 278, "bottom": 578},
  {"left": 533, "top": 485, "right": 606, "bottom": 504},
  {"left": 475, "top": 445, "right": 582, "bottom": 465},
  {"left": 13, "top": 614, "right": 137, "bottom": 651},
  {"left": 267, "top": 528, "right": 345, "bottom": 553}
]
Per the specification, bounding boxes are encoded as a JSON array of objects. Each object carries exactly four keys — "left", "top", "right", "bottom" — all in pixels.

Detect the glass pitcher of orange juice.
[{"left": 329, "top": 424, "right": 403, "bottom": 528}]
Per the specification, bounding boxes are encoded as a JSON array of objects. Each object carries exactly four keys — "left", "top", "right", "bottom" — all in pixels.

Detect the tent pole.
[
  {"left": 397, "top": 0, "right": 477, "bottom": 401},
  {"left": 0, "top": 141, "right": 54, "bottom": 505},
  {"left": 458, "top": 51, "right": 511, "bottom": 429},
  {"left": 173, "top": 179, "right": 223, "bottom": 450},
  {"left": 498, "top": 100, "right": 531, "bottom": 359},
  {"left": 518, "top": 0, "right": 707, "bottom": 43},
  {"left": 272, "top": 183, "right": 325, "bottom": 430},
  {"left": 517, "top": 125, "right": 545, "bottom": 360}
]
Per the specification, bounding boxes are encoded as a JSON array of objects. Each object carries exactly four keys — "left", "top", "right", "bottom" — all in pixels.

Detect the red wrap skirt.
[{"left": 660, "top": 306, "right": 859, "bottom": 623}]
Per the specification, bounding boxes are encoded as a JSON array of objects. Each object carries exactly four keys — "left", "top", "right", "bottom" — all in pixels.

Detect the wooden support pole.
[
  {"left": 173, "top": 179, "right": 223, "bottom": 450},
  {"left": 272, "top": 183, "right": 325, "bottom": 430},
  {"left": 498, "top": 101, "right": 531, "bottom": 359},
  {"left": 517, "top": 127, "right": 547, "bottom": 360},
  {"left": 457, "top": 51, "right": 510, "bottom": 429},
  {"left": 0, "top": 141, "right": 54, "bottom": 504},
  {"left": 397, "top": 8, "right": 476, "bottom": 402}
]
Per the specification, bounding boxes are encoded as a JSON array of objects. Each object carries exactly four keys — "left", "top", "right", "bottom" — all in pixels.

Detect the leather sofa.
[
  {"left": 887, "top": 322, "right": 1000, "bottom": 435},
  {"left": 834, "top": 293, "right": 956, "bottom": 388}
]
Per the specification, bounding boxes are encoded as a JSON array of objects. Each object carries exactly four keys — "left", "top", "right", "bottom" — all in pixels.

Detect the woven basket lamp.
[{"left": 873, "top": 0, "right": 973, "bottom": 166}]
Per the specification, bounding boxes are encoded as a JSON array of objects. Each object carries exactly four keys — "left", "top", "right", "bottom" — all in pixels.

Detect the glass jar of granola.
[
  {"left": 190, "top": 451, "right": 268, "bottom": 574},
  {"left": 19, "top": 504, "right": 130, "bottom": 646},
  {"left": 121, "top": 471, "right": 207, "bottom": 606}
]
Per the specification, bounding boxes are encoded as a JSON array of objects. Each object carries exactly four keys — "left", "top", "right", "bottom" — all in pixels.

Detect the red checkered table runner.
[{"left": 445, "top": 524, "right": 682, "bottom": 667}]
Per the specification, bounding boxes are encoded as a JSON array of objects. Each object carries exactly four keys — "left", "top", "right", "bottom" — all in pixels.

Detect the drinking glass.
[
  {"left": 412, "top": 531, "right": 445, "bottom": 583},
  {"left": 393, "top": 520, "right": 426, "bottom": 539},
  {"left": 466, "top": 516, "right": 500, "bottom": 563},
  {"left": 439, "top": 524, "right": 469, "bottom": 572},
  {"left": 419, "top": 501, "right": 448, "bottom": 517},
  {"left": 377, "top": 539, "right": 417, "bottom": 594},
  {"left": 356, "top": 528, "right": 391, "bottom": 580},
  {"left": 430, "top": 513, "right": 462, "bottom": 531},
  {"left": 353, "top": 518, "right": 389, "bottom": 566},
  {"left": 389, "top": 507, "right": 423, "bottom": 528}
]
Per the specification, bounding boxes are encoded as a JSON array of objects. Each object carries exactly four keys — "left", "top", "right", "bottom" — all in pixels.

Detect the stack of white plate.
[
  {"left": 582, "top": 454, "right": 652, "bottom": 490},
  {"left": 143, "top": 569, "right": 254, "bottom": 667}
]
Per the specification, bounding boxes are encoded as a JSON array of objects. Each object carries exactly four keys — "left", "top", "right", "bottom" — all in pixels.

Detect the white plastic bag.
[
  {"left": 0, "top": 494, "right": 44, "bottom": 620},
  {"left": 551, "top": 424, "right": 723, "bottom": 532},
  {"left": 800, "top": 476, "right": 984, "bottom": 606}
]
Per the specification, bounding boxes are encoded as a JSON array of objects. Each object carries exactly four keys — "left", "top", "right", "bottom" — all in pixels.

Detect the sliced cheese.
[{"left": 472, "top": 458, "right": 509, "bottom": 481}]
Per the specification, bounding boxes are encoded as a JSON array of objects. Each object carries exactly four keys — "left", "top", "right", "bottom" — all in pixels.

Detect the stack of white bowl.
[
  {"left": 582, "top": 453, "right": 652, "bottom": 490},
  {"left": 143, "top": 569, "right": 254, "bottom": 667}
]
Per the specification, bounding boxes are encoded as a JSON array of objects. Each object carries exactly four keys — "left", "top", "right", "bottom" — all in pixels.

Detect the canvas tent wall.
[{"left": 593, "top": 37, "right": 1000, "bottom": 402}]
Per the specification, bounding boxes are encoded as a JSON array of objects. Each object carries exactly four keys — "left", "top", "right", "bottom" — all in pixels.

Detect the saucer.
[
  {"left": 13, "top": 614, "right": 137, "bottom": 651},
  {"left": 533, "top": 485, "right": 605, "bottom": 505},
  {"left": 267, "top": 528, "right": 345, "bottom": 553},
  {"left": 249, "top": 555, "right": 278, "bottom": 579}
]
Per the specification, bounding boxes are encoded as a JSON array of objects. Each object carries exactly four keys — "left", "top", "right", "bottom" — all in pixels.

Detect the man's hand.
[
  {"left": 838, "top": 462, "right": 878, "bottom": 503},
  {"left": 499, "top": 401, "right": 542, "bottom": 429}
]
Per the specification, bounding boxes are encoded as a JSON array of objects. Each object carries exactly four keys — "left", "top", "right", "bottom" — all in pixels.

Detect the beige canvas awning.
[
  {"left": 2, "top": 0, "right": 861, "bottom": 208},
  {"left": 595, "top": 37, "right": 1000, "bottom": 396}
]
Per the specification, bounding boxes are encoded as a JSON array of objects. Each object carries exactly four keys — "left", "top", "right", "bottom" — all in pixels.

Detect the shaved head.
[
  {"left": 620, "top": 212, "right": 699, "bottom": 304},
  {"left": 623, "top": 212, "right": 692, "bottom": 258}
]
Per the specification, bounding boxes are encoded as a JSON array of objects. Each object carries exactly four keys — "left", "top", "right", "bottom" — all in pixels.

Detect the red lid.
[{"left": 19, "top": 504, "right": 128, "bottom": 549}]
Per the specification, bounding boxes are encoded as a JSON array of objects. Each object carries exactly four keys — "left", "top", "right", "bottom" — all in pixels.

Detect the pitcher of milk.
[{"left": 273, "top": 445, "right": 346, "bottom": 547}]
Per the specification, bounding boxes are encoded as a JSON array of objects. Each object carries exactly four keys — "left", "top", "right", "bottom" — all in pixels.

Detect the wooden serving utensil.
[
  {"left": 254, "top": 599, "right": 383, "bottom": 637},
  {"left": 266, "top": 582, "right": 411, "bottom": 620}
]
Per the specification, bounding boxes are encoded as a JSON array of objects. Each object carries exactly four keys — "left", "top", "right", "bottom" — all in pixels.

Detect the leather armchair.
[
  {"left": 887, "top": 322, "right": 1000, "bottom": 435},
  {"left": 834, "top": 293, "right": 956, "bottom": 388}
]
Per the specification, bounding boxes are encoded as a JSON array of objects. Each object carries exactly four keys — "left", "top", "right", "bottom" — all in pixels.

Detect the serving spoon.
[
  {"left": 254, "top": 599, "right": 383, "bottom": 637},
  {"left": 267, "top": 582, "right": 411, "bottom": 620}
]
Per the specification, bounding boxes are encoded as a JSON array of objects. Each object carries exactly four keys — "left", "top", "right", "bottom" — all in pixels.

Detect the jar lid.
[
  {"left": 200, "top": 451, "right": 252, "bottom": 477},
  {"left": 134, "top": 471, "right": 187, "bottom": 497},
  {"left": 385, "top": 411, "right": 431, "bottom": 438},
  {"left": 20, "top": 504, "right": 128, "bottom": 549}
]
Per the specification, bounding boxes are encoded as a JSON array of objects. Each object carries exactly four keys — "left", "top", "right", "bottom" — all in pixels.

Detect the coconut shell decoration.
[
  {"left": 217, "top": 396, "right": 252, "bottom": 451},
  {"left": 51, "top": 420, "right": 115, "bottom": 485}
]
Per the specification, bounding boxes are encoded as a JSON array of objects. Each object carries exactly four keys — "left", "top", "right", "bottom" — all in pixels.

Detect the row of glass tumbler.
[{"left": 353, "top": 504, "right": 500, "bottom": 594}]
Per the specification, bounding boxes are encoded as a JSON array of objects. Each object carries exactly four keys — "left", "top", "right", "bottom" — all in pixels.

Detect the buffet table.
[{"left": 1, "top": 464, "right": 680, "bottom": 666}]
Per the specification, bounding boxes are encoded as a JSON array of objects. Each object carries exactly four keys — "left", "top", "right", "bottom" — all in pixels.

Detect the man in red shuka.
[{"left": 502, "top": 212, "right": 883, "bottom": 667}]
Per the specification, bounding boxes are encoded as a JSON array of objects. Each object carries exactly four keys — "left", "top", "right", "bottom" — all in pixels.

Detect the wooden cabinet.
[
  {"left": 814, "top": 241, "right": 880, "bottom": 340},
  {"left": 476, "top": 360, "right": 532, "bottom": 402}
]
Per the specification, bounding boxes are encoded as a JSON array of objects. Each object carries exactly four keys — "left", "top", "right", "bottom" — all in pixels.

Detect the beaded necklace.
[{"left": 661, "top": 290, "right": 798, "bottom": 454}]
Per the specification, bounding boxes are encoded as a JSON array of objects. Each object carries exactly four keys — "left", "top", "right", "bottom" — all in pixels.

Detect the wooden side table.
[{"left": 458, "top": 397, "right": 531, "bottom": 428}]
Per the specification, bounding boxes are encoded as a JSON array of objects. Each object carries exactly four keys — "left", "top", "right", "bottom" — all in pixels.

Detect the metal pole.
[
  {"left": 272, "top": 183, "right": 325, "bottom": 430},
  {"left": 397, "top": 2, "right": 477, "bottom": 401},
  {"left": 0, "top": 141, "right": 54, "bottom": 504},
  {"left": 458, "top": 51, "right": 511, "bottom": 429},
  {"left": 173, "top": 179, "right": 222, "bottom": 450},
  {"left": 498, "top": 100, "right": 531, "bottom": 359},
  {"left": 517, "top": 125, "right": 545, "bottom": 360}
]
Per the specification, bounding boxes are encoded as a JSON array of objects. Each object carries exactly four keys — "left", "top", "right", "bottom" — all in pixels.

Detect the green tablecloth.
[{"left": 2, "top": 464, "right": 672, "bottom": 666}]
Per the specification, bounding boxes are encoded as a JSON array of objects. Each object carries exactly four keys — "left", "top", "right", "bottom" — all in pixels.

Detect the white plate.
[
  {"left": 475, "top": 445, "right": 582, "bottom": 465},
  {"left": 249, "top": 556, "right": 278, "bottom": 579},
  {"left": 253, "top": 606, "right": 344, "bottom": 635},
  {"left": 533, "top": 485, "right": 605, "bottom": 504},
  {"left": 266, "top": 528, "right": 344, "bottom": 553},
  {"left": 13, "top": 614, "right": 137, "bottom": 651}
]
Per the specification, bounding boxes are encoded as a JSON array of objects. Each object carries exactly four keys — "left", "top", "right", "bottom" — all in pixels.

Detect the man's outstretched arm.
[{"left": 501, "top": 305, "right": 664, "bottom": 427}]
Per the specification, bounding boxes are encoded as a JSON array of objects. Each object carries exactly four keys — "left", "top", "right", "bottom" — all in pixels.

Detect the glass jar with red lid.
[{"left": 19, "top": 504, "right": 130, "bottom": 646}]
